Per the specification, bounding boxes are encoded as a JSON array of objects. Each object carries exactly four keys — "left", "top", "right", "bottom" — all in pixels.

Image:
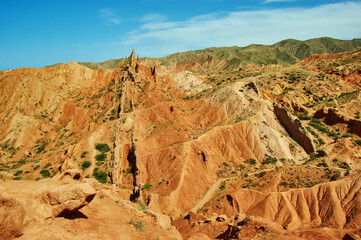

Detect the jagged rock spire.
[
  {"left": 129, "top": 49, "right": 138, "bottom": 70},
  {"left": 130, "top": 49, "right": 135, "bottom": 61}
]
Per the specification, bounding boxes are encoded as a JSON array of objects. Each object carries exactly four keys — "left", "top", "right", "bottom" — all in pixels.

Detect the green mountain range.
[{"left": 77, "top": 37, "right": 361, "bottom": 70}]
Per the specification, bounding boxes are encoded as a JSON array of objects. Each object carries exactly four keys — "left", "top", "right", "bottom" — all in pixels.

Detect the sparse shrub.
[
  {"left": 13, "top": 170, "right": 23, "bottom": 176},
  {"left": 338, "top": 161, "right": 351, "bottom": 171},
  {"left": 280, "top": 181, "right": 288, "bottom": 187},
  {"left": 342, "top": 134, "right": 352, "bottom": 138},
  {"left": 95, "top": 143, "right": 110, "bottom": 153},
  {"left": 304, "top": 153, "right": 317, "bottom": 164},
  {"left": 298, "top": 113, "right": 311, "bottom": 120},
  {"left": 36, "top": 143, "right": 48, "bottom": 154},
  {"left": 40, "top": 169, "right": 50, "bottom": 178},
  {"left": 317, "top": 159, "right": 329, "bottom": 168},
  {"left": 318, "top": 137, "right": 325, "bottom": 145},
  {"left": 219, "top": 181, "right": 226, "bottom": 190},
  {"left": 222, "top": 162, "right": 229, "bottom": 167},
  {"left": 330, "top": 171, "right": 341, "bottom": 181},
  {"left": 217, "top": 169, "right": 226, "bottom": 177},
  {"left": 237, "top": 164, "right": 245, "bottom": 171},
  {"left": 43, "top": 162, "right": 51, "bottom": 169},
  {"left": 17, "top": 159, "right": 26, "bottom": 165},
  {"left": 81, "top": 151, "right": 88, "bottom": 158},
  {"left": 143, "top": 182, "right": 152, "bottom": 190},
  {"left": 33, "top": 164, "right": 40, "bottom": 170},
  {"left": 129, "top": 219, "right": 145, "bottom": 232},
  {"left": 81, "top": 161, "right": 91, "bottom": 170},
  {"left": 245, "top": 159, "right": 257, "bottom": 165},
  {"left": 93, "top": 168, "right": 107, "bottom": 183},
  {"left": 308, "top": 118, "right": 340, "bottom": 139},
  {"left": 262, "top": 155, "right": 277, "bottom": 164},
  {"left": 257, "top": 171, "right": 267, "bottom": 178},
  {"left": 11, "top": 159, "right": 26, "bottom": 169},
  {"left": 95, "top": 153, "right": 106, "bottom": 161},
  {"left": 137, "top": 202, "right": 146, "bottom": 211}
]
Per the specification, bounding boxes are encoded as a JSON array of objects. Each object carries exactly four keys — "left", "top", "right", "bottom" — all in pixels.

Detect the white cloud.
[
  {"left": 99, "top": 8, "right": 120, "bottom": 26},
  {"left": 262, "top": 0, "right": 294, "bottom": 4},
  {"left": 118, "top": 2, "right": 361, "bottom": 57},
  {"left": 141, "top": 13, "right": 167, "bottom": 23}
]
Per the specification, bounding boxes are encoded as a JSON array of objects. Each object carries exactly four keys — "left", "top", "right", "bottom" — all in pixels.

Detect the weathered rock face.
[
  {"left": 274, "top": 103, "right": 315, "bottom": 154},
  {"left": 0, "top": 179, "right": 95, "bottom": 239},
  {"left": 0, "top": 193, "right": 26, "bottom": 240}
]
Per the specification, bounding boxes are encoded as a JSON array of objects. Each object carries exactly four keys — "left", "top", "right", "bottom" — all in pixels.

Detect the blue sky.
[{"left": 0, "top": 0, "right": 361, "bottom": 70}]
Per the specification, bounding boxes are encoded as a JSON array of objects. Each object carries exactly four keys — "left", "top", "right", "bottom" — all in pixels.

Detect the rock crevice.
[{"left": 273, "top": 103, "right": 315, "bottom": 154}]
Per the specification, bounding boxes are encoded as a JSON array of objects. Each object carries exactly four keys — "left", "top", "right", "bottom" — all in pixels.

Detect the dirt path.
[{"left": 190, "top": 178, "right": 231, "bottom": 213}]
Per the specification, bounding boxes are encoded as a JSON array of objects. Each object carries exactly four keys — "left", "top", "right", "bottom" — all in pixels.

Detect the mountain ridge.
[{"left": 75, "top": 37, "right": 361, "bottom": 71}]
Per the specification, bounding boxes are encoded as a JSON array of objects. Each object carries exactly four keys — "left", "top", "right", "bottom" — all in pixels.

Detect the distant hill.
[
  {"left": 75, "top": 37, "right": 361, "bottom": 70},
  {"left": 159, "top": 37, "right": 361, "bottom": 69},
  {"left": 78, "top": 59, "right": 124, "bottom": 70}
]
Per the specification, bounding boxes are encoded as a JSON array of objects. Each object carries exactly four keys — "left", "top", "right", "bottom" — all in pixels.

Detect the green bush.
[
  {"left": 95, "top": 143, "right": 110, "bottom": 153},
  {"left": 36, "top": 143, "right": 48, "bottom": 154},
  {"left": 338, "top": 161, "right": 351, "bottom": 171},
  {"left": 81, "top": 151, "right": 88, "bottom": 158},
  {"left": 308, "top": 118, "right": 339, "bottom": 139},
  {"left": 330, "top": 171, "right": 341, "bottom": 181},
  {"left": 144, "top": 182, "right": 152, "bottom": 190},
  {"left": 222, "top": 162, "right": 229, "bottom": 167},
  {"left": 43, "top": 162, "right": 51, "bottom": 169},
  {"left": 95, "top": 153, "right": 107, "bottom": 161},
  {"left": 317, "top": 159, "right": 329, "bottom": 168},
  {"left": 355, "top": 140, "right": 361, "bottom": 146},
  {"left": 245, "top": 159, "right": 257, "bottom": 165},
  {"left": 298, "top": 114, "right": 311, "bottom": 120},
  {"left": 219, "top": 181, "right": 226, "bottom": 190},
  {"left": 129, "top": 219, "right": 145, "bottom": 232},
  {"left": 81, "top": 161, "right": 91, "bottom": 170},
  {"left": 93, "top": 168, "right": 107, "bottom": 183},
  {"left": 257, "top": 171, "right": 267, "bottom": 178},
  {"left": 33, "top": 164, "right": 40, "bottom": 170},
  {"left": 40, "top": 169, "right": 50, "bottom": 178},
  {"left": 262, "top": 155, "right": 277, "bottom": 164},
  {"left": 13, "top": 170, "right": 23, "bottom": 176},
  {"left": 17, "top": 159, "right": 26, "bottom": 165},
  {"left": 280, "top": 181, "right": 288, "bottom": 187},
  {"left": 237, "top": 164, "right": 245, "bottom": 171}
]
